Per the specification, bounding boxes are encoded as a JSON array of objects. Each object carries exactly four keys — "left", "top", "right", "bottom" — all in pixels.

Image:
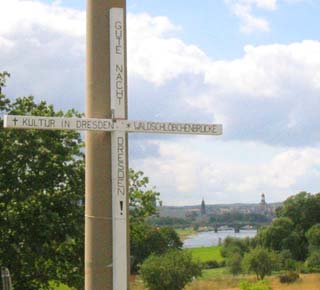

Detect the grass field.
[
  {"left": 53, "top": 271, "right": 320, "bottom": 290},
  {"left": 131, "top": 273, "right": 320, "bottom": 290},
  {"left": 186, "top": 245, "right": 224, "bottom": 262}
]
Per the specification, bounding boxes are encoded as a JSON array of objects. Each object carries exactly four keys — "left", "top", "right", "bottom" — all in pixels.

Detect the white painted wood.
[
  {"left": 3, "top": 115, "right": 115, "bottom": 131},
  {"left": 111, "top": 131, "right": 127, "bottom": 290},
  {"left": 110, "top": 7, "right": 127, "bottom": 290},
  {"left": 121, "top": 120, "right": 223, "bottom": 135},
  {"left": 3, "top": 115, "right": 223, "bottom": 135},
  {"left": 110, "top": 7, "right": 126, "bottom": 119}
]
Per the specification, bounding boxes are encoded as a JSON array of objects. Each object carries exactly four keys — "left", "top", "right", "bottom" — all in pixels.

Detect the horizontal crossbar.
[{"left": 3, "top": 115, "right": 223, "bottom": 136}]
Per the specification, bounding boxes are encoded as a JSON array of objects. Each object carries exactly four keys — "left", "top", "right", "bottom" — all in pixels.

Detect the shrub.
[
  {"left": 140, "top": 249, "right": 202, "bottom": 290},
  {"left": 227, "top": 252, "right": 243, "bottom": 275},
  {"left": 242, "top": 247, "right": 273, "bottom": 280},
  {"left": 201, "top": 259, "right": 220, "bottom": 269},
  {"left": 305, "top": 250, "right": 320, "bottom": 272},
  {"left": 240, "top": 280, "right": 272, "bottom": 290},
  {"left": 130, "top": 224, "right": 182, "bottom": 273},
  {"left": 279, "top": 250, "right": 296, "bottom": 271},
  {"left": 279, "top": 271, "right": 300, "bottom": 283}
]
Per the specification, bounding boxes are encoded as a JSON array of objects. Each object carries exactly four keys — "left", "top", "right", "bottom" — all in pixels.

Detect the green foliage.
[
  {"left": 0, "top": 72, "right": 10, "bottom": 110},
  {"left": 257, "top": 192, "right": 320, "bottom": 261},
  {"left": 279, "top": 271, "right": 300, "bottom": 284},
  {"left": 256, "top": 217, "right": 302, "bottom": 260},
  {"left": 140, "top": 250, "right": 202, "bottom": 290},
  {"left": 242, "top": 247, "right": 274, "bottom": 280},
  {"left": 276, "top": 192, "right": 320, "bottom": 231},
  {"left": 201, "top": 259, "right": 221, "bottom": 269},
  {"left": 305, "top": 250, "right": 320, "bottom": 271},
  {"left": 227, "top": 252, "right": 243, "bottom": 275},
  {"left": 148, "top": 216, "right": 190, "bottom": 227},
  {"left": 209, "top": 212, "right": 270, "bottom": 224},
  {"left": 256, "top": 217, "right": 294, "bottom": 251},
  {"left": 306, "top": 224, "right": 320, "bottom": 251},
  {"left": 239, "top": 280, "right": 272, "bottom": 290},
  {"left": 275, "top": 192, "right": 320, "bottom": 260},
  {"left": 129, "top": 169, "right": 161, "bottom": 224},
  {"left": 130, "top": 223, "right": 182, "bottom": 273},
  {"left": 188, "top": 246, "right": 223, "bottom": 263},
  {"left": 129, "top": 169, "right": 174, "bottom": 273},
  {"left": 279, "top": 250, "right": 297, "bottom": 271},
  {"left": 0, "top": 85, "right": 84, "bottom": 289},
  {"left": 221, "top": 237, "right": 251, "bottom": 258}
]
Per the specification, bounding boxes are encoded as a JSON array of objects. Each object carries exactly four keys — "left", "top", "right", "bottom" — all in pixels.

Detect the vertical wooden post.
[{"left": 86, "top": 0, "right": 127, "bottom": 289}]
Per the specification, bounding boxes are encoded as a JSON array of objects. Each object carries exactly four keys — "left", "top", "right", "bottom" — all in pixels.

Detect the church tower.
[
  {"left": 260, "top": 193, "right": 267, "bottom": 213},
  {"left": 201, "top": 198, "right": 206, "bottom": 216}
]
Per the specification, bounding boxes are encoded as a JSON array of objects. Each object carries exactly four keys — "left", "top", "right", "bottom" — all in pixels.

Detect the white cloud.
[
  {"left": 0, "top": 0, "right": 84, "bottom": 37},
  {"left": 1, "top": 0, "right": 320, "bottom": 147},
  {"left": 229, "top": 148, "right": 320, "bottom": 197},
  {"left": 225, "top": 0, "right": 277, "bottom": 33},
  {"left": 0, "top": 0, "right": 85, "bottom": 109},
  {"left": 132, "top": 139, "right": 320, "bottom": 205},
  {"left": 203, "top": 41, "right": 320, "bottom": 99},
  {"left": 1, "top": 0, "right": 320, "bottom": 205},
  {"left": 231, "top": 2, "right": 270, "bottom": 33},
  {"left": 127, "top": 13, "right": 209, "bottom": 85}
]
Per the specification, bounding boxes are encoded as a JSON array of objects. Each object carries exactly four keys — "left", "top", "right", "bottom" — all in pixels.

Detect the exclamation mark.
[{"left": 120, "top": 201, "right": 123, "bottom": 215}]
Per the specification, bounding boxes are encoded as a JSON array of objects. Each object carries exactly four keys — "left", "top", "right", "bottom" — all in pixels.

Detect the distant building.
[
  {"left": 260, "top": 193, "right": 267, "bottom": 214},
  {"left": 201, "top": 198, "right": 206, "bottom": 216}
]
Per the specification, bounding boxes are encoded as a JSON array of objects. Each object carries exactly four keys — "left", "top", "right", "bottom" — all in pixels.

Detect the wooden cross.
[{"left": 4, "top": 4, "right": 223, "bottom": 290}]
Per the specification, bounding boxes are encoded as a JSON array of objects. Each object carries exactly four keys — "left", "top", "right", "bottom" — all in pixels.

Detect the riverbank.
[
  {"left": 175, "top": 227, "right": 197, "bottom": 241},
  {"left": 183, "top": 229, "right": 257, "bottom": 248}
]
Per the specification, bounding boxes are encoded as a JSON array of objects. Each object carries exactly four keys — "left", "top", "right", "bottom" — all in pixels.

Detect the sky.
[{"left": 1, "top": 0, "right": 320, "bottom": 206}]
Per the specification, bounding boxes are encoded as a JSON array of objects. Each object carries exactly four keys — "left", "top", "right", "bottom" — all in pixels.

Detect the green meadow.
[{"left": 186, "top": 245, "right": 223, "bottom": 263}]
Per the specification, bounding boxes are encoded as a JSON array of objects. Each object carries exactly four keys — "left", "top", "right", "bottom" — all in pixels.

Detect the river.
[{"left": 183, "top": 229, "right": 257, "bottom": 248}]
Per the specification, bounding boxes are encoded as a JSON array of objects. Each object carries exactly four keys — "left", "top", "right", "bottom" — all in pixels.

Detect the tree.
[
  {"left": 129, "top": 169, "right": 175, "bottom": 273},
  {"left": 276, "top": 192, "right": 320, "bottom": 232},
  {"left": 0, "top": 74, "right": 84, "bottom": 289},
  {"left": 129, "top": 169, "right": 161, "bottom": 224},
  {"left": 275, "top": 192, "right": 320, "bottom": 260},
  {"left": 305, "top": 250, "right": 320, "bottom": 271},
  {"left": 221, "top": 237, "right": 251, "bottom": 258},
  {"left": 306, "top": 224, "right": 320, "bottom": 251},
  {"left": 242, "top": 247, "right": 274, "bottom": 280},
  {"left": 256, "top": 217, "right": 302, "bottom": 259},
  {"left": 227, "top": 252, "right": 243, "bottom": 275},
  {"left": 140, "top": 250, "right": 201, "bottom": 290},
  {"left": 130, "top": 224, "right": 182, "bottom": 273}
]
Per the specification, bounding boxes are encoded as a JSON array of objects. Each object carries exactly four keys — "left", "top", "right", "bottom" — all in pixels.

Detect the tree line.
[{"left": 221, "top": 191, "right": 320, "bottom": 281}]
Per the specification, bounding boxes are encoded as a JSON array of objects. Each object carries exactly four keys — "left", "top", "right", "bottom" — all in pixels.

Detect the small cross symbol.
[{"left": 13, "top": 118, "right": 18, "bottom": 125}]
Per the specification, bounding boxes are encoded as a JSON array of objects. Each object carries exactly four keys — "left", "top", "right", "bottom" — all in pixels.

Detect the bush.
[
  {"left": 221, "top": 237, "right": 250, "bottom": 258},
  {"left": 305, "top": 250, "right": 320, "bottom": 272},
  {"left": 279, "top": 271, "right": 300, "bottom": 283},
  {"left": 279, "top": 250, "right": 296, "bottom": 271},
  {"left": 227, "top": 252, "right": 243, "bottom": 275},
  {"left": 201, "top": 259, "right": 220, "bottom": 269},
  {"left": 240, "top": 280, "right": 272, "bottom": 290},
  {"left": 130, "top": 224, "right": 182, "bottom": 273},
  {"left": 140, "top": 250, "right": 202, "bottom": 290},
  {"left": 242, "top": 247, "right": 273, "bottom": 280}
]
